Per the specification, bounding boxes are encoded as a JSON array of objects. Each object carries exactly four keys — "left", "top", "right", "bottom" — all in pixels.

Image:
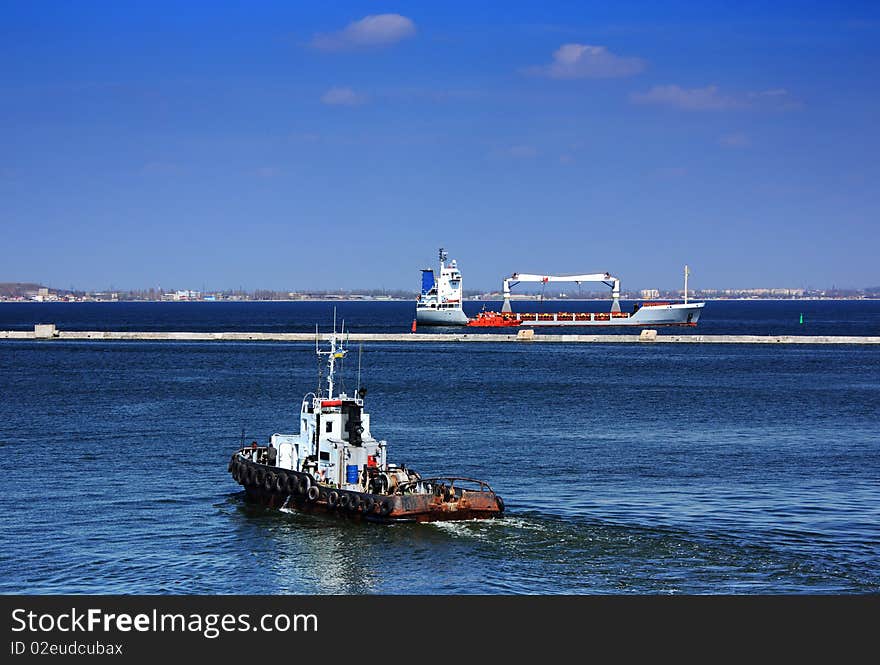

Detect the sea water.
[{"left": 0, "top": 301, "right": 877, "bottom": 593}]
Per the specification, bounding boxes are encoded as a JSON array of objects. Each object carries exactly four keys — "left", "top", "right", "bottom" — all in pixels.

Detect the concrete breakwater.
[{"left": 1, "top": 324, "right": 879, "bottom": 344}]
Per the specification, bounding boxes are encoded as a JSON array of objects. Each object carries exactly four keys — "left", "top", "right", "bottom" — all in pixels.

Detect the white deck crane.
[{"left": 501, "top": 272, "right": 621, "bottom": 313}]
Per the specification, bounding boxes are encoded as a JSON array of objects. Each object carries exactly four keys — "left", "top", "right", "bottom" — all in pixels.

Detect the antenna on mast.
[
  {"left": 315, "top": 308, "right": 348, "bottom": 401},
  {"left": 356, "top": 344, "right": 363, "bottom": 396},
  {"left": 315, "top": 324, "right": 320, "bottom": 396},
  {"left": 684, "top": 265, "right": 690, "bottom": 305},
  {"left": 338, "top": 319, "right": 346, "bottom": 395}
]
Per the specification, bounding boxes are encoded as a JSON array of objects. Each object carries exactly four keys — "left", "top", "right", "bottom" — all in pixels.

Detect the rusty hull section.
[{"left": 230, "top": 454, "right": 504, "bottom": 523}]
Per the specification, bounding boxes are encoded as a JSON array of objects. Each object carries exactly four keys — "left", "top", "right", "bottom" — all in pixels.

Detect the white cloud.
[
  {"left": 749, "top": 88, "right": 803, "bottom": 109},
  {"left": 320, "top": 87, "right": 367, "bottom": 106},
  {"left": 525, "top": 43, "right": 645, "bottom": 79},
  {"left": 312, "top": 14, "right": 416, "bottom": 51},
  {"left": 630, "top": 85, "right": 741, "bottom": 111},
  {"left": 631, "top": 85, "right": 799, "bottom": 111},
  {"left": 748, "top": 88, "right": 789, "bottom": 99}
]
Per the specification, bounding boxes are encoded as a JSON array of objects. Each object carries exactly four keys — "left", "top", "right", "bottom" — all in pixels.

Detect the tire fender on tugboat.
[{"left": 306, "top": 485, "right": 320, "bottom": 502}]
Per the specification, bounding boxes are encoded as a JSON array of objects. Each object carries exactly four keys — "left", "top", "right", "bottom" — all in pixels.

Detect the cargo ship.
[
  {"left": 467, "top": 267, "right": 704, "bottom": 327},
  {"left": 415, "top": 248, "right": 468, "bottom": 325},
  {"left": 227, "top": 323, "right": 504, "bottom": 522}
]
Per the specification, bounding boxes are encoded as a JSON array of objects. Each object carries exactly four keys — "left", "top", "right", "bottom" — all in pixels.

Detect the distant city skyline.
[
  {"left": 2, "top": 2, "right": 879, "bottom": 290},
  {"left": 2, "top": 281, "right": 876, "bottom": 303}
]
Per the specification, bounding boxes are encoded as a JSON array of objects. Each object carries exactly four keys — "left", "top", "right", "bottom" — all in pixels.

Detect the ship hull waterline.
[
  {"left": 416, "top": 307, "right": 470, "bottom": 326},
  {"left": 468, "top": 302, "right": 705, "bottom": 327},
  {"left": 230, "top": 454, "right": 504, "bottom": 523}
]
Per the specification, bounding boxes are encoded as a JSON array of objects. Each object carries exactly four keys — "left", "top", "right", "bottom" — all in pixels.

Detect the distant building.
[
  {"left": 163, "top": 290, "right": 202, "bottom": 301},
  {"left": 32, "top": 287, "right": 59, "bottom": 302},
  {"left": 640, "top": 289, "right": 660, "bottom": 299}
]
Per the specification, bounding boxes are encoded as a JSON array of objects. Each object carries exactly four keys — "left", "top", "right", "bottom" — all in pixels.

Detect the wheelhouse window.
[{"left": 325, "top": 421, "right": 333, "bottom": 433}]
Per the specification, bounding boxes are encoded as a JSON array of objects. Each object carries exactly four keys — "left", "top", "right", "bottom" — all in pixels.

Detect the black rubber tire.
[
  {"left": 274, "top": 474, "right": 286, "bottom": 493},
  {"left": 339, "top": 493, "right": 350, "bottom": 510},
  {"left": 361, "top": 497, "right": 374, "bottom": 514},
  {"left": 496, "top": 495, "right": 505, "bottom": 512},
  {"left": 307, "top": 485, "right": 320, "bottom": 502},
  {"left": 284, "top": 474, "right": 298, "bottom": 495},
  {"left": 254, "top": 469, "right": 265, "bottom": 489},
  {"left": 244, "top": 467, "right": 254, "bottom": 486},
  {"left": 227, "top": 457, "right": 235, "bottom": 473},
  {"left": 327, "top": 491, "right": 339, "bottom": 508},
  {"left": 379, "top": 500, "right": 393, "bottom": 516},
  {"left": 263, "top": 472, "right": 276, "bottom": 492}
]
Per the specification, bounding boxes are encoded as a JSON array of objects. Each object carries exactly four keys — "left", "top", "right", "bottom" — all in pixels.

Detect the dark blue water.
[
  {"left": 2, "top": 299, "right": 879, "bottom": 336},
  {"left": 1, "top": 303, "right": 879, "bottom": 594}
]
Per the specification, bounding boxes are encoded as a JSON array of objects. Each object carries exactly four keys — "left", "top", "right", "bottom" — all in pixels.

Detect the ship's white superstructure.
[
  {"left": 268, "top": 328, "right": 391, "bottom": 491},
  {"left": 415, "top": 248, "right": 468, "bottom": 326}
]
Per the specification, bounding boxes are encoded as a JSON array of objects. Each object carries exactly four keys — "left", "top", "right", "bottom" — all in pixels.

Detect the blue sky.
[{"left": 2, "top": 1, "right": 878, "bottom": 291}]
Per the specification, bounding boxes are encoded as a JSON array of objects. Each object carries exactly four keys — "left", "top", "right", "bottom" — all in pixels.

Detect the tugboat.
[{"left": 227, "top": 326, "right": 504, "bottom": 522}]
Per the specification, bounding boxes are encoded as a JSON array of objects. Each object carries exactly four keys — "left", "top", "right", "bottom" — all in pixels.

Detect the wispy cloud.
[
  {"left": 311, "top": 14, "right": 416, "bottom": 51},
  {"left": 381, "top": 87, "right": 487, "bottom": 104},
  {"left": 748, "top": 88, "right": 802, "bottom": 109},
  {"left": 718, "top": 132, "right": 751, "bottom": 148},
  {"left": 524, "top": 43, "right": 645, "bottom": 79},
  {"left": 630, "top": 85, "right": 741, "bottom": 111},
  {"left": 320, "top": 87, "right": 367, "bottom": 106},
  {"left": 506, "top": 145, "right": 538, "bottom": 158},
  {"left": 631, "top": 85, "right": 799, "bottom": 111}
]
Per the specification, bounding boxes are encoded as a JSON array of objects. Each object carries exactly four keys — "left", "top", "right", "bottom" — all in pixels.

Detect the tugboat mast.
[{"left": 316, "top": 316, "right": 347, "bottom": 400}]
